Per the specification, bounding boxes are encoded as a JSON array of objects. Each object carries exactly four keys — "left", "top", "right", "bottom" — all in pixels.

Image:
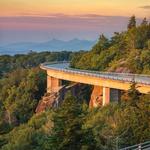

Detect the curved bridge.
[{"left": 40, "top": 62, "right": 150, "bottom": 107}]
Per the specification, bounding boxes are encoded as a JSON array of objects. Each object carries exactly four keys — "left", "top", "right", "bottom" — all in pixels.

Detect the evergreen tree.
[
  {"left": 128, "top": 15, "right": 136, "bottom": 29},
  {"left": 98, "top": 34, "right": 110, "bottom": 50},
  {"left": 141, "top": 18, "right": 148, "bottom": 26},
  {"left": 91, "top": 34, "right": 109, "bottom": 55},
  {"left": 126, "top": 82, "right": 141, "bottom": 107},
  {"left": 49, "top": 92, "right": 83, "bottom": 150}
]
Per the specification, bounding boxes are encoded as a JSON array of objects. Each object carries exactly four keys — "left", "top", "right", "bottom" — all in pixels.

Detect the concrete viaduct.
[{"left": 40, "top": 62, "right": 150, "bottom": 107}]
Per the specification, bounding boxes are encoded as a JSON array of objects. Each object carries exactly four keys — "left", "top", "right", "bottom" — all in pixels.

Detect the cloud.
[
  {"left": 139, "top": 5, "right": 150, "bottom": 10},
  {"left": 0, "top": 13, "right": 129, "bottom": 24},
  {"left": 0, "top": 14, "right": 130, "bottom": 32},
  {"left": 0, "top": 14, "right": 142, "bottom": 44}
]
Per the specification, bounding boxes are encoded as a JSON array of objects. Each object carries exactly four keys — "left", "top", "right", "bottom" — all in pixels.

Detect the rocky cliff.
[{"left": 36, "top": 83, "right": 92, "bottom": 113}]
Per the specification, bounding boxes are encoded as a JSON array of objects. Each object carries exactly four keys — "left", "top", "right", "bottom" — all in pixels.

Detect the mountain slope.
[
  {"left": 0, "top": 39, "right": 95, "bottom": 55},
  {"left": 71, "top": 18, "right": 150, "bottom": 74}
]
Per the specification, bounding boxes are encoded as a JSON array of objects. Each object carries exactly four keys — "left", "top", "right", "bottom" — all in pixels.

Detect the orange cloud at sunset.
[{"left": 0, "top": 0, "right": 149, "bottom": 17}]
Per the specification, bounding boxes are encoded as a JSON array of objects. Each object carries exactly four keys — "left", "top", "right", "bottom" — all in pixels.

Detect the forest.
[
  {"left": 71, "top": 16, "right": 150, "bottom": 75},
  {"left": 0, "top": 16, "right": 149, "bottom": 150}
]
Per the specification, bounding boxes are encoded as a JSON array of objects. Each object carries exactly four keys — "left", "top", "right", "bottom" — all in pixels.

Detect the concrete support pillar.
[
  {"left": 102, "top": 87, "right": 110, "bottom": 106},
  {"left": 89, "top": 86, "right": 103, "bottom": 108},
  {"left": 47, "top": 76, "right": 62, "bottom": 93}
]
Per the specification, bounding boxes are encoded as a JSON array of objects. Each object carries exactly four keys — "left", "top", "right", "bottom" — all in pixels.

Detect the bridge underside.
[
  {"left": 47, "top": 75, "right": 122, "bottom": 107},
  {"left": 46, "top": 69, "right": 150, "bottom": 94}
]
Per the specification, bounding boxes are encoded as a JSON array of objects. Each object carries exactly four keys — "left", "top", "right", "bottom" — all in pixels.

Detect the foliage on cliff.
[
  {"left": 0, "top": 88, "right": 149, "bottom": 150},
  {"left": 0, "top": 68, "right": 46, "bottom": 133},
  {"left": 71, "top": 16, "right": 150, "bottom": 74},
  {"left": 0, "top": 51, "right": 73, "bottom": 133}
]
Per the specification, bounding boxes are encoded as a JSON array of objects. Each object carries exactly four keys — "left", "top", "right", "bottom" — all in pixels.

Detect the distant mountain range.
[{"left": 0, "top": 39, "right": 96, "bottom": 55}]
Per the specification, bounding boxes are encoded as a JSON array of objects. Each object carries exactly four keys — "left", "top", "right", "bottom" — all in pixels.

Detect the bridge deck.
[{"left": 41, "top": 62, "right": 150, "bottom": 85}]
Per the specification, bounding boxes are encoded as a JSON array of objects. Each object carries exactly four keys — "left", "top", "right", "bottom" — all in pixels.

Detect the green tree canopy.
[{"left": 128, "top": 15, "right": 136, "bottom": 29}]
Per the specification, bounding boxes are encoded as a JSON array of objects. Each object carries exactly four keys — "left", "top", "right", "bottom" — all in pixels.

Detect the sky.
[{"left": 0, "top": 0, "right": 150, "bottom": 44}]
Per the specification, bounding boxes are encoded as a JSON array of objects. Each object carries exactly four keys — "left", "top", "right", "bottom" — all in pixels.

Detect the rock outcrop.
[
  {"left": 36, "top": 83, "right": 91, "bottom": 113},
  {"left": 89, "top": 86, "right": 103, "bottom": 108},
  {"left": 35, "top": 92, "right": 59, "bottom": 113}
]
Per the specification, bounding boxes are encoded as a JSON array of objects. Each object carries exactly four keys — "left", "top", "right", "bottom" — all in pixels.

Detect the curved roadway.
[{"left": 41, "top": 62, "right": 150, "bottom": 85}]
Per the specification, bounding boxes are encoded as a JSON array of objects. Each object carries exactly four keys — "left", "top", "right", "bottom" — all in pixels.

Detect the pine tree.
[
  {"left": 99, "top": 34, "right": 109, "bottom": 50},
  {"left": 128, "top": 15, "right": 136, "bottom": 29},
  {"left": 127, "top": 82, "right": 141, "bottom": 107},
  {"left": 49, "top": 92, "right": 83, "bottom": 150},
  {"left": 141, "top": 17, "right": 148, "bottom": 26}
]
